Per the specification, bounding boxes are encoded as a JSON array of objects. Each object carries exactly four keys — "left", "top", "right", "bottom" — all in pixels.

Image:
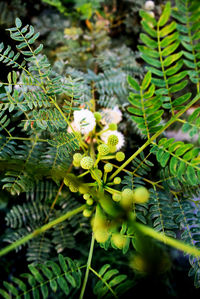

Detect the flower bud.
[
  {"left": 116, "top": 152, "right": 125, "bottom": 162},
  {"left": 80, "top": 156, "right": 94, "bottom": 169},
  {"left": 97, "top": 144, "right": 110, "bottom": 156}
]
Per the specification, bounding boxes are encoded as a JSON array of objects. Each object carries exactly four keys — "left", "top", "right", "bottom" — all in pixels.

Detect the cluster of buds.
[{"left": 64, "top": 105, "right": 150, "bottom": 249}]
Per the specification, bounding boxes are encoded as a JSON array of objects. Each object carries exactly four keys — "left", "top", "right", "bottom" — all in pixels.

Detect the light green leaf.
[
  {"left": 163, "top": 52, "right": 182, "bottom": 67},
  {"left": 142, "top": 71, "right": 151, "bottom": 90},
  {"left": 15, "top": 18, "right": 22, "bottom": 29},
  {"left": 160, "top": 21, "right": 176, "bottom": 37},
  {"left": 127, "top": 75, "right": 140, "bottom": 91},
  {"left": 140, "top": 33, "right": 157, "bottom": 49},
  {"left": 169, "top": 80, "right": 188, "bottom": 93},
  {"left": 158, "top": 2, "right": 171, "bottom": 27}
]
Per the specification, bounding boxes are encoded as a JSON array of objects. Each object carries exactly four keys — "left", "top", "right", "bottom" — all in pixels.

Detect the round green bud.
[
  {"left": 112, "top": 193, "right": 121, "bottom": 202},
  {"left": 104, "top": 163, "right": 113, "bottom": 173},
  {"left": 111, "top": 233, "right": 126, "bottom": 249},
  {"left": 87, "top": 198, "right": 94, "bottom": 205},
  {"left": 94, "top": 112, "right": 102, "bottom": 122},
  {"left": 97, "top": 144, "right": 110, "bottom": 156},
  {"left": 80, "top": 156, "right": 94, "bottom": 170},
  {"left": 113, "top": 177, "right": 121, "bottom": 185},
  {"left": 69, "top": 183, "right": 79, "bottom": 193},
  {"left": 83, "top": 209, "right": 92, "bottom": 218},
  {"left": 83, "top": 193, "right": 90, "bottom": 200},
  {"left": 133, "top": 186, "right": 149, "bottom": 204},
  {"left": 116, "top": 152, "right": 125, "bottom": 162},
  {"left": 108, "top": 123, "right": 117, "bottom": 131},
  {"left": 73, "top": 153, "right": 82, "bottom": 162},
  {"left": 109, "top": 145, "right": 117, "bottom": 153},
  {"left": 107, "top": 135, "right": 119, "bottom": 146}
]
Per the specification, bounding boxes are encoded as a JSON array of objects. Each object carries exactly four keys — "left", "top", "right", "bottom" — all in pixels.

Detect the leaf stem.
[
  {"left": 79, "top": 234, "right": 95, "bottom": 299},
  {"left": 135, "top": 222, "right": 200, "bottom": 257}
]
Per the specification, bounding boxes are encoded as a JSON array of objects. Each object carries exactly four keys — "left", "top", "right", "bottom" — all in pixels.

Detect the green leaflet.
[
  {"left": 127, "top": 75, "right": 140, "bottom": 91},
  {"left": 0, "top": 255, "right": 82, "bottom": 299},
  {"left": 151, "top": 139, "right": 200, "bottom": 186},
  {"left": 158, "top": 2, "right": 171, "bottom": 27}
]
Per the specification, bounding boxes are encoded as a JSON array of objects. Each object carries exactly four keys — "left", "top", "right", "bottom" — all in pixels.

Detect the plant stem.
[
  {"left": 79, "top": 234, "right": 95, "bottom": 299},
  {"left": 135, "top": 222, "right": 200, "bottom": 257},
  {"left": 0, "top": 204, "right": 86, "bottom": 258}
]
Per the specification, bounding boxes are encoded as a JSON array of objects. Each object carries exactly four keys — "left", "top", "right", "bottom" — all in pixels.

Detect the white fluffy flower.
[
  {"left": 144, "top": 1, "right": 155, "bottom": 11},
  {"left": 100, "top": 127, "right": 125, "bottom": 150},
  {"left": 100, "top": 106, "right": 122, "bottom": 125},
  {"left": 73, "top": 109, "right": 96, "bottom": 135}
]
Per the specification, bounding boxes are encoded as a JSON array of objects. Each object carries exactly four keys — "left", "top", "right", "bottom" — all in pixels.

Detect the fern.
[
  {"left": 0, "top": 254, "right": 82, "bottom": 298},
  {"left": 150, "top": 137, "right": 200, "bottom": 186},
  {"left": 172, "top": 0, "right": 200, "bottom": 90},
  {"left": 149, "top": 188, "right": 178, "bottom": 238},
  {"left": 92, "top": 264, "right": 132, "bottom": 299},
  {"left": 173, "top": 196, "right": 200, "bottom": 287},
  {"left": 138, "top": 3, "right": 192, "bottom": 113}
]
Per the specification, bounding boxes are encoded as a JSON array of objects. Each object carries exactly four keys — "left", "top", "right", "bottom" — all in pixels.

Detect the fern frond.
[
  {"left": 172, "top": 0, "right": 200, "bottom": 90},
  {"left": 47, "top": 132, "right": 79, "bottom": 160},
  {"left": 139, "top": 2, "right": 190, "bottom": 113},
  {"left": 173, "top": 196, "right": 200, "bottom": 287},
  {"left": 149, "top": 188, "right": 178, "bottom": 237},
  {"left": 92, "top": 264, "right": 132, "bottom": 299},
  {"left": 127, "top": 72, "right": 164, "bottom": 138},
  {"left": 0, "top": 254, "right": 82, "bottom": 298},
  {"left": 150, "top": 137, "right": 200, "bottom": 186}
]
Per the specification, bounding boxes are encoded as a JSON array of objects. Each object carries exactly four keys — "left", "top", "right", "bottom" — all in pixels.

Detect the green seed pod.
[
  {"left": 92, "top": 204, "right": 107, "bottom": 231},
  {"left": 111, "top": 233, "right": 126, "bottom": 249},
  {"left": 94, "top": 112, "right": 102, "bottom": 122},
  {"left": 97, "top": 144, "right": 110, "bottom": 156},
  {"left": 73, "top": 153, "right": 82, "bottom": 162},
  {"left": 133, "top": 186, "right": 149, "bottom": 204},
  {"left": 108, "top": 123, "right": 117, "bottom": 131},
  {"left": 116, "top": 152, "right": 125, "bottom": 162},
  {"left": 104, "top": 163, "right": 113, "bottom": 173},
  {"left": 107, "top": 134, "right": 119, "bottom": 146},
  {"left": 113, "top": 177, "right": 121, "bottom": 185},
  {"left": 80, "top": 156, "right": 94, "bottom": 170},
  {"left": 83, "top": 193, "right": 90, "bottom": 200},
  {"left": 112, "top": 193, "right": 121, "bottom": 202},
  {"left": 120, "top": 188, "right": 134, "bottom": 210},
  {"left": 83, "top": 209, "right": 92, "bottom": 218}
]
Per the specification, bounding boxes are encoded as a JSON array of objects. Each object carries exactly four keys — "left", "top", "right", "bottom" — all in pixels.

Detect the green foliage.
[
  {"left": 0, "top": 254, "right": 82, "bottom": 298},
  {"left": 1, "top": 1, "right": 200, "bottom": 298},
  {"left": 92, "top": 264, "right": 132, "bottom": 298}
]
